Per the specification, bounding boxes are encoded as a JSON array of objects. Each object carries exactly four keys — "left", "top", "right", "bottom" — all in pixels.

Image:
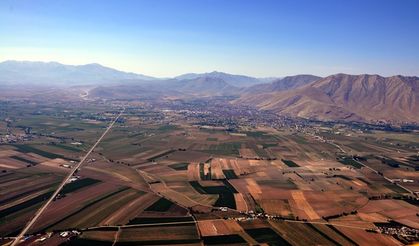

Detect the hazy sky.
[{"left": 1, "top": 0, "right": 418, "bottom": 77}]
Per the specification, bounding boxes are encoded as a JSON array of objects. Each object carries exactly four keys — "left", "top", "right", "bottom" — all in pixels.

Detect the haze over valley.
[{"left": 1, "top": 60, "right": 418, "bottom": 124}]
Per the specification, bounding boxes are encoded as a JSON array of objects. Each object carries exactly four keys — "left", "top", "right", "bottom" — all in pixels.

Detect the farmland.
[{"left": 0, "top": 99, "right": 418, "bottom": 245}]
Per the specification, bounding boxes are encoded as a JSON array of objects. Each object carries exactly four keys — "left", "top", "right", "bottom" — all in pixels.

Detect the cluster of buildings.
[
  {"left": 376, "top": 224, "right": 419, "bottom": 244},
  {"left": 0, "top": 133, "right": 32, "bottom": 143}
]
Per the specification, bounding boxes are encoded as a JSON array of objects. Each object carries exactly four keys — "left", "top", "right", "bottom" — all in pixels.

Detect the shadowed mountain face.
[
  {"left": 235, "top": 74, "right": 419, "bottom": 123},
  {"left": 0, "top": 60, "right": 155, "bottom": 85}
]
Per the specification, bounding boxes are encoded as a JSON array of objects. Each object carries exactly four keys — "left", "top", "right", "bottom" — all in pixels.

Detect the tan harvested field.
[
  {"left": 187, "top": 162, "right": 201, "bottom": 181},
  {"left": 234, "top": 193, "right": 248, "bottom": 212},
  {"left": 198, "top": 219, "right": 243, "bottom": 236},
  {"left": 290, "top": 191, "right": 320, "bottom": 220},
  {"left": 210, "top": 158, "right": 226, "bottom": 180},
  {"left": 260, "top": 199, "right": 292, "bottom": 216}
]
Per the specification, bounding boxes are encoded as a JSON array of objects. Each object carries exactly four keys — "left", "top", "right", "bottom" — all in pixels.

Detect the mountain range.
[
  {"left": 235, "top": 74, "right": 419, "bottom": 123},
  {"left": 1, "top": 60, "right": 418, "bottom": 123},
  {"left": 0, "top": 60, "right": 155, "bottom": 85}
]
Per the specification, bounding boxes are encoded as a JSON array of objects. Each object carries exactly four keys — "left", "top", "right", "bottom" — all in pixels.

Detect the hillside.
[
  {"left": 234, "top": 74, "right": 419, "bottom": 123},
  {"left": 243, "top": 74, "right": 321, "bottom": 94}
]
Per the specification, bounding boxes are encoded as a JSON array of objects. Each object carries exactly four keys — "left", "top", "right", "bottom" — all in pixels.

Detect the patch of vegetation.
[
  {"left": 146, "top": 149, "right": 176, "bottom": 162},
  {"left": 127, "top": 216, "right": 194, "bottom": 225},
  {"left": 189, "top": 181, "right": 236, "bottom": 209},
  {"left": 384, "top": 184, "right": 408, "bottom": 193},
  {"left": 357, "top": 177, "right": 371, "bottom": 185},
  {"left": 337, "top": 156, "right": 363, "bottom": 169},
  {"left": 145, "top": 198, "right": 174, "bottom": 212},
  {"left": 12, "top": 144, "right": 74, "bottom": 160},
  {"left": 61, "top": 178, "right": 101, "bottom": 194},
  {"left": 206, "top": 137, "right": 218, "bottom": 141},
  {"left": 202, "top": 235, "right": 246, "bottom": 244},
  {"left": 281, "top": 159, "right": 299, "bottom": 167},
  {"left": 157, "top": 124, "right": 178, "bottom": 132},
  {"left": 291, "top": 135, "right": 308, "bottom": 145},
  {"left": 222, "top": 169, "right": 238, "bottom": 179},
  {"left": 244, "top": 131, "right": 272, "bottom": 139},
  {"left": 203, "top": 142, "right": 241, "bottom": 156},
  {"left": 10, "top": 155, "right": 38, "bottom": 165},
  {"left": 48, "top": 143, "right": 82, "bottom": 152},
  {"left": 245, "top": 228, "right": 291, "bottom": 245},
  {"left": 377, "top": 157, "right": 403, "bottom": 168},
  {"left": 168, "top": 162, "right": 189, "bottom": 171},
  {"left": 257, "top": 180, "right": 297, "bottom": 189},
  {"left": 262, "top": 143, "right": 278, "bottom": 149},
  {"left": 333, "top": 175, "right": 352, "bottom": 181}
]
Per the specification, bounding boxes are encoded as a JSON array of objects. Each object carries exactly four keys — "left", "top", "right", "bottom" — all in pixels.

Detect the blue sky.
[{"left": 1, "top": 0, "right": 418, "bottom": 77}]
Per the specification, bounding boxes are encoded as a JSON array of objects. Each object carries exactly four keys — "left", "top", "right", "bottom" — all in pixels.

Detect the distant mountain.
[
  {"left": 243, "top": 74, "right": 321, "bottom": 94},
  {"left": 235, "top": 74, "right": 419, "bottom": 123},
  {"left": 0, "top": 60, "right": 155, "bottom": 85},
  {"left": 172, "top": 76, "right": 238, "bottom": 96},
  {"left": 175, "top": 71, "right": 265, "bottom": 87},
  {"left": 90, "top": 76, "right": 239, "bottom": 99}
]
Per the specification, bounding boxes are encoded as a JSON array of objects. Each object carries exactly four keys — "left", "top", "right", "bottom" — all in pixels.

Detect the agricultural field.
[{"left": 0, "top": 101, "right": 418, "bottom": 245}]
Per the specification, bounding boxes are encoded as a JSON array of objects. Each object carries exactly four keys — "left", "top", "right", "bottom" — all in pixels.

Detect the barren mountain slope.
[{"left": 234, "top": 74, "right": 419, "bottom": 122}]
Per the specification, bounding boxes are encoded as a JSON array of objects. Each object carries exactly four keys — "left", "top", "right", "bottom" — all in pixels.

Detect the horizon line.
[{"left": 1, "top": 59, "right": 418, "bottom": 79}]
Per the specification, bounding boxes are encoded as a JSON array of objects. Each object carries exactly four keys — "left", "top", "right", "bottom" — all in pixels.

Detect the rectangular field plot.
[
  {"left": 338, "top": 156, "right": 363, "bottom": 169},
  {"left": 189, "top": 181, "right": 237, "bottom": 209},
  {"left": 11, "top": 144, "right": 75, "bottom": 160},
  {"left": 281, "top": 159, "right": 300, "bottom": 167},
  {"left": 144, "top": 198, "right": 174, "bottom": 212},
  {"left": 245, "top": 227, "right": 291, "bottom": 245},
  {"left": 127, "top": 216, "right": 194, "bottom": 225},
  {"left": 202, "top": 234, "right": 246, "bottom": 245},
  {"left": 168, "top": 162, "right": 189, "bottom": 171},
  {"left": 222, "top": 169, "right": 238, "bottom": 179},
  {"left": 117, "top": 224, "right": 200, "bottom": 244}
]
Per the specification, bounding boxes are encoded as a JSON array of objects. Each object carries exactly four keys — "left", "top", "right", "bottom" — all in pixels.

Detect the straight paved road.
[{"left": 11, "top": 108, "right": 125, "bottom": 246}]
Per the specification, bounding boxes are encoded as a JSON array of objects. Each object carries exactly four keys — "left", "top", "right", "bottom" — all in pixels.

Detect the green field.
[
  {"left": 281, "top": 159, "right": 299, "bottom": 167},
  {"left": 145, "top": 198, "right": 174, "bottom": 212},
  {"left": 168, "top": 162, "right": 189, "bottom": 171}
]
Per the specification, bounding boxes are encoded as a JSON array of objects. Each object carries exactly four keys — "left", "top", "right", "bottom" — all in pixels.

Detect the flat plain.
[{"left": 0, "top": 99, "right": 418, "bottom": 246}]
